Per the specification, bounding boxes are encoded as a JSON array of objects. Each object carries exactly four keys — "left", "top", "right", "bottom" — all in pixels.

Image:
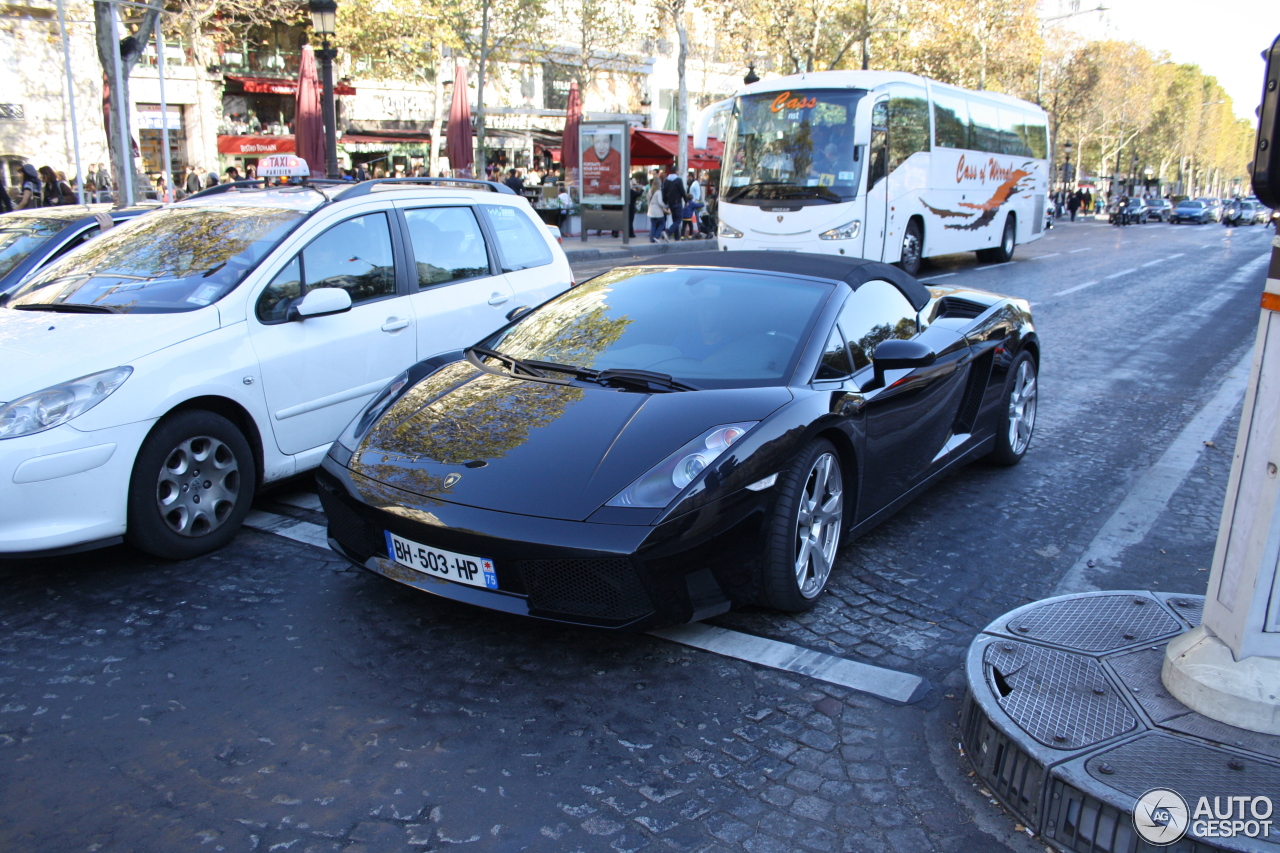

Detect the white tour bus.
[{"left": 698, "top": 71, "right": 1050, "bottom": 275}]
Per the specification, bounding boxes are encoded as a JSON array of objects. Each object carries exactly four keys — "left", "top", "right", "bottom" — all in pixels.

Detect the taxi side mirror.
[{"left": 288, "top": 287, "right": 353, "bottom": 321}]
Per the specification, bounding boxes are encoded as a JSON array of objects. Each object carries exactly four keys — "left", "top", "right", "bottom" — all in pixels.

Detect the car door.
[
  {"left": 840, "top": 281, "right": 971, "bottom": 517},
  {"left": 394, "top": 201, "right": 516, "bottom": 358},
  {"left": 247, "top": 209, "right": 417, "bottom": 457},
  {"left": 476, "top": 202, "right": 569, "bottom": 312}
]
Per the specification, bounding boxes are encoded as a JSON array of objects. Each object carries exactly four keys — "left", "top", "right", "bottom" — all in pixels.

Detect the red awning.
[
  {"left": 218, "top": 134, "right": 296, "bottom": 155},
  {"left": 227, "top": 75, "right": 356, "bottom": 97},
  {"left": 631, "top": 129, "right": 723, "bottom": 169}
]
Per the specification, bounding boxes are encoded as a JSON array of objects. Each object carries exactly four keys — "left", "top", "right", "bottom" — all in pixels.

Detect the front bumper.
[
  {"left": 317, "top": 456, "right": 771, "bottom": 630},
  {"left": 0, "top": 420, "right": 154, "bottom": 555}
]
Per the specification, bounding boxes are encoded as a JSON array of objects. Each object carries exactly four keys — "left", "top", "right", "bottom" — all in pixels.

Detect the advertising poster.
[{"left": 579, "top": 123, "right": 626, "bottom": 204}]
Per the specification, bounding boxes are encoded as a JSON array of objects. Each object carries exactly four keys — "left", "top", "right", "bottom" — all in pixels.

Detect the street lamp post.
[
  {"left": 1130, "top": 152, "right": 1139, "bottom": 195},
  {"left": 309, "top": 0, "right": 339, "bottom": 179},
  {"left": 1060, "top": 139, "right": 1074, "bottom": 191}
]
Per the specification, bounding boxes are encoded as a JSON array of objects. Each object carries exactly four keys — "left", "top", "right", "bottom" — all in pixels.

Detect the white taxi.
[{"left": 0, "top": 168, "right": 572, "bottom": 559}]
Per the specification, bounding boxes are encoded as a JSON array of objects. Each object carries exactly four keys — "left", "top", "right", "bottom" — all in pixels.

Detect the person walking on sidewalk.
[
  {"left": 647, "top": 171, "right": 668, "bottom": 243},
  {"left": 661, "top": 165, "right": 688, "bottom": 241},
  {"left": 1067, "top": 191, "right": 1080, "bottom": 222}
]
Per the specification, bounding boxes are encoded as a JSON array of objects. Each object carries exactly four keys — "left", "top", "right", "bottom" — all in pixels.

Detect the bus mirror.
[
  {"left": 853, "top": 145, "right": 862, "bottom": 162},
  {"left": 1251, "top": 33, "right": 1280, "bottom": 208}
]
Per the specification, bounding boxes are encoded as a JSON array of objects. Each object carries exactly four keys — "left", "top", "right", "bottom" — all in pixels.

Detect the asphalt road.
[{"left": 0, "top": 217, "right": 1273, "bottom": 853}]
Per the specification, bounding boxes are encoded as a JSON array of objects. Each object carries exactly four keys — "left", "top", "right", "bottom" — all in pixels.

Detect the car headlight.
[
  {"left": 337, "top": 370, "right": 411, "bottom": 451},
  {"left": 819, "top": 220, "right": 861, "bottom": 240},
  {"left": 607, "top": 422, "right": 756, "bottom": 508},
  {"left": 0, "top": 366, "right": 133, "bottom": 440},
  {"left": 718, "top": 221, "right": 743, "bottom": 238}
]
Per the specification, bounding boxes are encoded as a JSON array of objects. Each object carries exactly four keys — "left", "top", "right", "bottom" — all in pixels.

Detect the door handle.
[
  {"left": 381, "top": 317, "right": 410, "bottom": 332},
  {"left": 487, "top": 292, "right": 510, "bottom": 306}
]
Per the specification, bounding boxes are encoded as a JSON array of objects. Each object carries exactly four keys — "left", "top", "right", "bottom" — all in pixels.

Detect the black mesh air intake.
[
  {"left": 318, "top": 489, "right": 385, "bottom": 564},
  {"left": 519, "top": 558, "right": 654, "bottom": 621}
]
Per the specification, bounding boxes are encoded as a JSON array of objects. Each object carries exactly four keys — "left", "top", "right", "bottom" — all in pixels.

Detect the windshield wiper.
[
  {"left": 11, "top": 302, "right": 122, "bottom": 314},
  {"left": 593, "top": 369, "right": 699, "bottom": 393},
  {"left": 469, "top": 345, "right": 545, "bottom": 378},
  {"left": 725, "top": 181, "right": 787, "bottom": 202}
]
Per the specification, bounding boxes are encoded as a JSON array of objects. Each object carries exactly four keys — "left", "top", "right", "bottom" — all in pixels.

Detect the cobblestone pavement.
[{"left": 0, "top": 221, "right": 1270, "bottom": 852}]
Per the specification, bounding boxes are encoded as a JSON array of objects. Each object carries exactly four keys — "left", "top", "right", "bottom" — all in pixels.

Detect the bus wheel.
[
  {"left": 897, "top": 220, "right": 923, "bottom": 277},
  {"left": 981, "top": 215, "right": 1016, "bottom": 263}
]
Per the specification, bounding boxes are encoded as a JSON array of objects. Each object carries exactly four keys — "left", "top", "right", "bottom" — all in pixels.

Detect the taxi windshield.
[{"left": 6, "top": 205, "right": 305, "bottom": 314}]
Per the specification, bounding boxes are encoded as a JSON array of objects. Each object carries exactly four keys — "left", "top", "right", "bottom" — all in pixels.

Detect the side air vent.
[
  {"left": 938, "top": 296, "right": 990, "bottom": 320},
  {"left": 954, "top": 349, "right": 995, "bottom": 434}
]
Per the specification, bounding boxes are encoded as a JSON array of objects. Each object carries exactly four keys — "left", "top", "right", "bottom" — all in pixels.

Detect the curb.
[{"left": 563, "top": 239, "right": 717, "bottom": 264}]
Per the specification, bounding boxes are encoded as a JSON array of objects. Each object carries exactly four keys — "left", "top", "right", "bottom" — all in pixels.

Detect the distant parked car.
[
  {"left": 1142, "top": 199, "right": 1171, "bottom": 222},
  {"left": 1252, "top": 201, "right": 1272, "bottom": 224},
  {"left": 1195, "top": 197, "right": 1223, "bottom": 222},
  {"left": 1171, "top": 200, "right": 1212, "bottom": 224},
  {"left": 0, "top": 204, "right": 157, "bottom": 300}
]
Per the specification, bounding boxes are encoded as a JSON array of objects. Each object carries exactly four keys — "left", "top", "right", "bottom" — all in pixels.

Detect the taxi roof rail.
[{"left": 332, "top": 177, "right": 516, "bottom": 199}]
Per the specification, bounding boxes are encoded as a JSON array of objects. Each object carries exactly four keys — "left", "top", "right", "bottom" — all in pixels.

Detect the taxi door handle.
[
  {"left": 487, "top": 292, "right": 510, "bottom": 306},
  {"left": 381, "top": 317, "right": 411, "bottom": 332}
]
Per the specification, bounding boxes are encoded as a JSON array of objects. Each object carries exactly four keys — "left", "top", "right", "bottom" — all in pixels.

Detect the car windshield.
[
  {"left": 479, "top": 267, "right": 833, "bottom": 388},
  {"left": 6, "top": 205, "right": 306, "bottom": 314},
  {"left": 722, "top": 89, "right": 867, "bottom": 205},
  {"left": 1180, "top": 201, "right": 1203, "bottom": 209},
  {"left": 0, "top": 215, "right": 73, "bottom": 279}
]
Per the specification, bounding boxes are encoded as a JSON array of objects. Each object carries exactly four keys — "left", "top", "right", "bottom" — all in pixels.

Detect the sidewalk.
[{"left": 562, "top": 233, "right": 717, "bottom": 263}]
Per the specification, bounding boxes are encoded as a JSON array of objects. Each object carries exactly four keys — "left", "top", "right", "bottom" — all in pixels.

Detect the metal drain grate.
[
  {"left": 985, "top": 641, "right": 1137, "bottom": 750},
  {"left": 1085, "top": 733, "right": 1280, "bottom": 800},
  {"left": 1005, "top": 594, "right": 1181, "bottom": 652}
]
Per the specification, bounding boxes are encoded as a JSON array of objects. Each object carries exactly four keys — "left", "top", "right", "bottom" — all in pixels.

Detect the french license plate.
[{"left": 384, "top": 531, "right": 498, "bottom": 589}]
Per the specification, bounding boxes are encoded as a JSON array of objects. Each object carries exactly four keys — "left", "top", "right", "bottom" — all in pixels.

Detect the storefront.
[
  {"left": 136, "top": 104, "right": 186, "bottom": 178},
  {"left": 220, "top": 74, "right": 355, "bottom": 173},
  {"left": 340, "top": 133, "right": 431, "bottom": 175}
]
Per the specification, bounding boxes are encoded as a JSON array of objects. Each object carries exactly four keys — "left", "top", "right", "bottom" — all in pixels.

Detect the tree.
[
  {"left": 336, "top": 0, "right": 455, "bottom": 83},
  {"left": 94, "top": 1, "right": 161, "bottom": 205},
  {"left": 654, "top": 0, "right": 689, "bottom": 177},
  {"left": 544, "top": 0, "right": 636, "bottom": 96},
  {"left": 445, "top": 0, "right": 550, "bottom": 175}
]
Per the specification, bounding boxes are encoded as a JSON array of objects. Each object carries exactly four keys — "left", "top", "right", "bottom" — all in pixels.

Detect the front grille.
[
  {"left": 519, "top": 558, "right": 653, "bottom": 622},
  {"left": 318, "top": 489, "right": 385, "bottom": 564}
]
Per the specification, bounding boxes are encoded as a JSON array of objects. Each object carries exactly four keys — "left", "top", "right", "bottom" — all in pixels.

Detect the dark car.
[
  {"left": 1142, "top": 199, "right": 1171, "bottom": 222},
  {"left": 0, "top": 204, "right": 157, "bottom": 300},
  {"left": 318, "top": 252, "right": 1039, "bottom": 630},
  {"left": 1170, "top": 200, "right": 1211, "bottom": 224}
]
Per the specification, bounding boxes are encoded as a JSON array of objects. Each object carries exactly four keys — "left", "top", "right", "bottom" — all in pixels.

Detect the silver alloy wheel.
[
  {"left": 155, "top": 435, "right": 241, "bottom": 537},
  {"left": 794, "top": 452, "right": 843, "bottom": 599},
  {"left": 901, "top": 227, "right": 921, "bottom": 271},
  {"left": 1007, "top": 359, "right": 1038, "bottom": 455}
]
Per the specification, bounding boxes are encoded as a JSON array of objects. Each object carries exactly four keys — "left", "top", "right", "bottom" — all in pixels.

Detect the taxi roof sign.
[{"left": 258, "top": 155, "right": 311, "bottom": 178}]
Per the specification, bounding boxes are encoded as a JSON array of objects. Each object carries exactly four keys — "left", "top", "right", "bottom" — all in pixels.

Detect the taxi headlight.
[
  {"left": 0, "top": 367, "right": 133, "bottom": 440},
  {"left": 607, "top": 422, "right": 756, "bottom": 508},
  {"left": 819, "top": 220, "right": 861, "bottom": 240}
]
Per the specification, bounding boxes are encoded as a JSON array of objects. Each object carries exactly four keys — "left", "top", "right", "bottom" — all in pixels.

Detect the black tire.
[
  {"left": 897, "top": 219, "right": 923, "bottom": 277},
  {"left": 126, "top": 410, "right": 256, "bottom": 559},
  {"left": 981, "top": 215, "right": 1016, "bottom": 263},
  {"left": 759, "top": 438, "right": 845, "bottom": 612},
  {"left": 986, "top": 350, "right": 1038, "bottom": 466}
]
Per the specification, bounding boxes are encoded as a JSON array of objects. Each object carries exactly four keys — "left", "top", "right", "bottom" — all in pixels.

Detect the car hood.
[
  {"left": 348, "top": 360, "right": 794, "bottom": 521},
  {"left": 0, "top": 307, "right": 219, "bottom": 402}
]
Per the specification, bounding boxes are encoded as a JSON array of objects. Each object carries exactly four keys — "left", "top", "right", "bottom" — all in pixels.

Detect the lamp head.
[{"left": 309, "top": 0, "right": 337, "bottom": 36}]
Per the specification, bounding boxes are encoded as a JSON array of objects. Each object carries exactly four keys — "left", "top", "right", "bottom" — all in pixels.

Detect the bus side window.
[
  {"left": 887, "top": 90, "right": 930, "bottom": 171},
  {"left": 868, "top": 101, "right": 888, "bottom": 186}
]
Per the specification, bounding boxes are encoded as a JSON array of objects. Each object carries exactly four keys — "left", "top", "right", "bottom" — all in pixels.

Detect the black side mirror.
[{"left": 863, "top": 339, "right": 936, "bottom": 391}]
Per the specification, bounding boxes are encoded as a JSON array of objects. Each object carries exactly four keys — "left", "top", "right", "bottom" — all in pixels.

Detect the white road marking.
[
  {"left": 1054, "top": 280, "right": 1100, "bottom": 297},
  {"left": 650, "top": 623, "right": 926, "bottom": 703},
  {"left": 244, "top": 509, "right": 330, "bottom": 550},
  {"left": 1030, "top": 252, "right": 1061, "bottom": 259},
  {"left": 273, "top": 491, "right": 323, "bottom": 511},
  {"left": 1068, "top": 247, "right": 1093, "bottom": 253},
  {"left": 1054, "top": 252, "right": 1272, "bottom": 594},
  {"left": 1105, "top": 268, "right": 1137, "bottom": 279},
  {"left": 1167, "top": 253, "right": 1185, "bottom": 260},
  {"left": 1140, "top": 258, "right": 1167, "bottom": 268},
  {"left": 920, "top": 272, "right": 957, "bottom": 281}
]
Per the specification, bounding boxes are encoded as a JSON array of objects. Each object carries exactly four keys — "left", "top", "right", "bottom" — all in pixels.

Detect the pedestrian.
[
  {"left": 184, "top": 165, "right": 203, "bottom": 197},
  {"left": 646, "top": 170, "right": 668, "bottom": 243},
  {"left": 624, "top": 172, "right": 639, "bottom": 239},
  {"left": 205, "top": 171, "right": 219, "bottom": 190},
  {"left": 1082, "top": 189, "right": 1092, "bottom": 216},
  {"left": 661, "top": 164, "right": 688, "bottom": 241},
  {"left": 0, "top": 168, "right": 12, "bottom": 213},
  {"left": 557, "top": 182, "right": 573, "bottom": 233},
  {"left": 38, "top": 166, "right": 65, "bottom": 206},
  {"left": 504, "top": 168, "right": 524, "bottom": 194},
  {"left": 1067, "top": 191, "right": 1080, "bottom": 222},
  {"left": 225, "top": 165, "right": 241, "bottom": 183},
  {"left": 15, "top": 164, "right": 40, "bottom": 209}
]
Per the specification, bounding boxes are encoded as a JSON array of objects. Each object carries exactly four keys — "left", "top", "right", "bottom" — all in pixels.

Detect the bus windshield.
[{"left": 722, "top": 89, "right": 868, "bottom": 205}]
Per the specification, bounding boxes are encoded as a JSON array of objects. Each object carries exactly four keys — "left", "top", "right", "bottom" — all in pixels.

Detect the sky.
[{"left": 1058, "top": 0, "right": 1280, "bottom": 121}]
